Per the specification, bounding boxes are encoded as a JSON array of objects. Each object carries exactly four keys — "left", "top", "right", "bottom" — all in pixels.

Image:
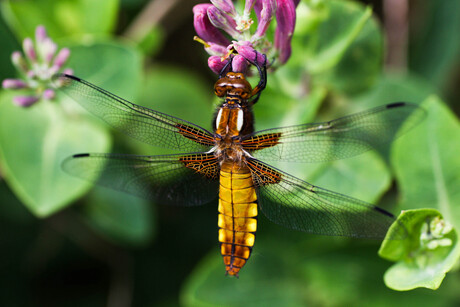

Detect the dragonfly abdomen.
[{"left": 218, "top": 162, "right": 257, "bottom": 276}]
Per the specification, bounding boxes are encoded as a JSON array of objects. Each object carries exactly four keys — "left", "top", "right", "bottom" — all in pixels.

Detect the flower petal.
[
  {"left": 23, "top": 38, "right": 37, "bottom": 62},
  {"left": 43, "top": 89, "right": 56, "bottom": 100},
  {"left": 254, "top": 0, "right": 277, "bottom": 38},
  {"left": 234, "top": 42, "right": 267, "bottom": 67},
  {"left": 232, "top": 55, "right": 249, "bottom": 73},
  {"left": 244, "top": 0, "right": 257, "bottom": 15},
  {"left": 193, "top": 4, "right": 230, "bottom": 46},
  {"left": 208, "top": 5, "right": 240, "bottom": 38},
  {"left": 11, "top": 51, "right": 29, "bottom": 73},
  {"left": 211, "top": 0, "right": 237, "bottom": 17},
  {"left": 274, "top": 0, "right": 296, "bottom": 63},
  {"left": 208, "top": 55, "right": 229, "bottom": 74},
  {"left": 53, "top": 48, "right": 70, "bottom": 68},
  {"left": 2, "top": 79, "right": 28, "bottom": 89},
  {"left": 13, "top": 95, "right": 39, "bottom": 107},
  {"left": 35, "top": 25, "right": 48, "bottom": 43}
]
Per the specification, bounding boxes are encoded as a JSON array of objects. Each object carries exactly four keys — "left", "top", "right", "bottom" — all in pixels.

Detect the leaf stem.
[
  {"left": 124, "top": 0, "right": 180, "bottom": 42},
  {"left": 383, "top": 0, "right": 408, "bottom": 72}
]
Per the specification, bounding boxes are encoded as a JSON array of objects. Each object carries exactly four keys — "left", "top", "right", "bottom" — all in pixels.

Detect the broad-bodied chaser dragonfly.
[{"left": 55, "top": 68, "right": 421, "bottom": 276}]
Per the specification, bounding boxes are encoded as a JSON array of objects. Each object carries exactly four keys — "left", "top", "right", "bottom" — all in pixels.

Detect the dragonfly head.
[{"left": 214, "top": 72, "right": 253, "bottom": 101}]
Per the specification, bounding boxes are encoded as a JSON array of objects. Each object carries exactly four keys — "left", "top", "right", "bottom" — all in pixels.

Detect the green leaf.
[
  {"left": 392, "top": 96, "right": 460, "bottom": 230},
  {"left": 1, "top": 0, "right": 119, "bottom": 40},
  {"left": 293, "top": 0, "right": 373, "bottom": 74},
  {"left": 307, "top": 151, "right": 391, "bottom": 204},
  {"left": 181, "top": 237, "right": 310, "bottom": 307},
  {"left": 379, "top": 209, "right": 460, "bottom": 290},
  {"left": 409, "top": 0, "right": 460, "bottom": 90},
  {"left": 0, "top": 92, "right": 111, "bottom": 217},
  {"left": 314, "top": 7, "right": 383, "bottom": 95},
  {"left": 66, "top": 40, "right": 143, "bottom": 101},
  {"left": 137, "top": 26, "right": 164, "bottom": 56},
  {"left": 82, "top": 186, "right": 155, "bottom": 246}
]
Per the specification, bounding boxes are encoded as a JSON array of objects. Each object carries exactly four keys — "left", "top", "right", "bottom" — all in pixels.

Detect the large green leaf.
[
  {"left": 314, "top": 6, "right": 382, "bottom": 95},
  {"left": 66, "top": 41, "right": 143, "bottom": 101},
  {"left": 293, "top": 0, "right": 373, "bottom": 73},
  {"left": 290, "top": 0, "right": 383, "bottom": 95},
  {"left": 392, "top": 96, "right": 460, "bottom": 230},
  {"left": 272, "top": 149, "right": 391, "bottom": 211},
  {"left": 82, "top": 186, "right": 155, "bottom": 246},
  {"left": 181, "top": 236, "right": 311, "bottom": 307},
  {"left": 1, "top": 0, "right": 119, "bottom": 40},
  {"left": 0, "top": 92, "right": 111, "bottom": 217},
  {"left": 307, "top": 151, "right": 391, "bottom": 204}
]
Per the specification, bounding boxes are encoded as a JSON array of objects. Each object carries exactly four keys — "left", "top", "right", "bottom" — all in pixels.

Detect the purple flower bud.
[
  {"left": 193, "top": 4, "right": 230, "bottom": 46},
  {"left": 13, "top": 95, "right": 39, "bottom": 107},
  {"left": 35, "top": 25, "right": 48, "bottom": 43},
  {"left": 42, "top": 89, "right": 55, "bottom": 100},
  {"left": 274, "top": 0, "right": 296, "bottom": 64},
  {"left": 232, "top": 55, "right": 248, "bottom": 74},
  {"left": 11, "top": 51, "right": 29, "bottom": 73},
  {"left": 2, "top": 79, "right": 27, "bottom": 89},
  {"left": 234, "top": 43, "right": 266, "bottom": 67},
  {"left": 208, "top": 5, "right": 240, "bottom": 38},
  {"left": 208, "top": 55, "right": 228, "bottom": 74},
  {"left": 211, "top": 0, "right": 236, "bottom": 17},
  {"left": 41, "top": 38, "right": 58, "bottom": 64},
  {"left": 254, "top": 0, "right": 277, "bottom": 38},
  {"left": 23, "top": 38, "right": 37, "bottom": 62},
  {"left": 53, "top": 48, "right": 70, "bottom": 68}
]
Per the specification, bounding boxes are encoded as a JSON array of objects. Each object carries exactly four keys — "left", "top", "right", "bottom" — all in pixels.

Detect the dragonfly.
[{"left": 55, "top": 68, "right": 421, "bottom": 277}]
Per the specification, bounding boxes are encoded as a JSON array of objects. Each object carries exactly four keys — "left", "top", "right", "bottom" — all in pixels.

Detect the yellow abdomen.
[{"left": 218, "top": 161, "right": 258, "bottom": 276}]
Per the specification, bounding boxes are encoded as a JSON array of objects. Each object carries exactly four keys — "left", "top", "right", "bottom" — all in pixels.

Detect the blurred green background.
[{"left": 1, "top": 0, "right": 460, "bottom": 306}]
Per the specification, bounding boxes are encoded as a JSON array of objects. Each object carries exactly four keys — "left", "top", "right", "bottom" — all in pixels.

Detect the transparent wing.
[
  {"left": 243, "top": 102, "right": 425, "bottom": 163},
  {"left": 246, "top": 159, "right": 397, "bottom": 239},
  {"left": 54, "top": 74, "right": 215, "bottom": 152},
  {"left": 63, "top": 152, "right": 220, "bottom": 206}
]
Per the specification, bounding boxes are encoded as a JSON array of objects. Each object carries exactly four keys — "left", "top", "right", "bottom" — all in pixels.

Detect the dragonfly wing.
[
  {"left": 244, "top": 102, "right": 425, "bottom": 163},
  {"left": 63, "top": 152, "right": 219, "bottom": 206},
  {"left": 54, "top": 74, "right": 214, "bottom": 152},
  {"left": 246, "top": 159, "right": 396, "bottom": 239}
]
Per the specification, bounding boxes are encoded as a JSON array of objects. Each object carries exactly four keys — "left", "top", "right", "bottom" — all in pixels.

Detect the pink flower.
[
  {"left": 193, "top": 0, "right": 298, "bottom": 74},
  {"left": 2, "top": 25, "right": 72, "bottom": 107}
]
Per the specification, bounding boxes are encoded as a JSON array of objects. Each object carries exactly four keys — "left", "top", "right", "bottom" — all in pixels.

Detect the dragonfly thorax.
[{"left": 213, "top": 104, "right": 249, "bottom": 165}]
